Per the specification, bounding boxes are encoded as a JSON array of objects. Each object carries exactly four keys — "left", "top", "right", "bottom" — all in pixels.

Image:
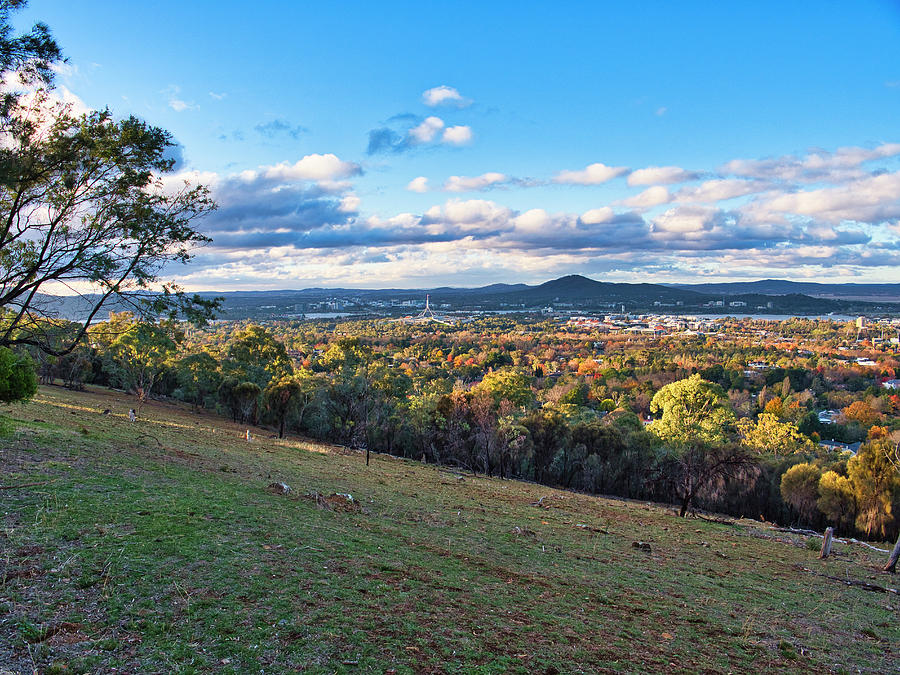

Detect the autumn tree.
[
  {"left": 738, "top": 413, "right": 816, "bottom": 456},
  {"left": 840, "top": 401, "right": 882, "bottom": 429}
]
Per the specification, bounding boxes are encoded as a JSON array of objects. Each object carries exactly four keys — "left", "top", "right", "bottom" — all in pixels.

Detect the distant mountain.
[
  {"left": 496, "top": 274, "right": 706, "bottom": 304},
  {"left": 672, "top": 280, "right": 900, "bottom": 302},
  {"left": 27, "top": 275, "right": 900, "bottom": 322}
]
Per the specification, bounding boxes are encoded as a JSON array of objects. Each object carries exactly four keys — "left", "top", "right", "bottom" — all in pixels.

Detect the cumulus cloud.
[
  {"left": 628, "top": 165, "right": 699, "bottom": 186},
  {"left": 407, "top": 176, "right": 429, "bottom": 193},
  {"left": 748, "top": 171, "right": 900, "bottom": 224},
  {"left": 260, "top": 154, "right": 361, "bottom": 182},
  {"left": 367, "top": 114, "right": 474, "bottom": 153},
  {"left": 442, "top": 125, "right": 473, "bottom": 145},
  {"left": 409, "top": 116, "right": 445, "bottom": 143},
  {"left": 674, "top": 179, "right": 769, "bottom": 203},
  {"left": 619, "top": 186, "right": 671, "bottom": 209},
  {"left": 159, "top": 153, "right": 364, "bottom": 253},
  {"left": 553, "top": 162, "right": 629, "bottom": 185},
  {"left": 580, "top": 208, "right": 616, "bottom": 224},
  {"left": 720, "top": 143, "right": 900, "bottom": 183},
  {"left": 422, "top": 85, "right": 471, "bottom": 107},
  {"left": 164, "top": 141, "right": 900, "bottom": 289}
]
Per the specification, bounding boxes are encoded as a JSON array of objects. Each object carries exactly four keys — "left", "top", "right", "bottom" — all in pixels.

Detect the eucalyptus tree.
[
  {"left": 0, "top": 1, "right": 217, "bottom": 358},
  {"left": 650, "top": 375, "right": 757, "bottom": 517}
]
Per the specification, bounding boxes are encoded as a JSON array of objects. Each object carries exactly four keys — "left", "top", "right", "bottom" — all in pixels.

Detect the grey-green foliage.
[{"left": 0, "top": 345, "right": 36, "bottom": 402}]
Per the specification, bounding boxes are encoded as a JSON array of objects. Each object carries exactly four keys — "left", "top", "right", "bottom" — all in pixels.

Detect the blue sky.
[{"left": 16, "top": 1, "right": 900, "bottom": 289}]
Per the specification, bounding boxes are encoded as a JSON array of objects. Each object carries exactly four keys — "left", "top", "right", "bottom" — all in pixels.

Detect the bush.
[{"left": 0, "top": 347, "right": 37, "bottom": 403}]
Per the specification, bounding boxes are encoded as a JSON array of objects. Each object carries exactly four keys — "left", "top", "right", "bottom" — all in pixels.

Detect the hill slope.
[
  {"left": 673, "top": 280, "right": 900, "bottom": 302},
  {"left": 2, "top": 387, "right": 898, "bottom": 673}
]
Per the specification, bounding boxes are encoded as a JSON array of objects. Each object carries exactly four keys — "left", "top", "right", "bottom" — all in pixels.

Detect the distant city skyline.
[{"left": 18, "top": 1, "right": 900, "bottom": 290}]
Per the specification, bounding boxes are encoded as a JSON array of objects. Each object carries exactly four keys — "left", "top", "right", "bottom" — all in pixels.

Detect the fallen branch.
[
  {"left": 796, "top": 565, "right": 898, "bottom": 593},
  {"left": 772, "top": 527, "right": 889, "bottom": 553},
  {"left": 0, "top": 481, "right": 50, "bottom": 490},
  {"left": 840, "top": 538, "right": 890, "bottom": 554},
  {"left": 821, "top": 574, "right": 898, "bottom": 594},
  {"left": 773, "top": 526, "right": 820, "bottom": 537}
]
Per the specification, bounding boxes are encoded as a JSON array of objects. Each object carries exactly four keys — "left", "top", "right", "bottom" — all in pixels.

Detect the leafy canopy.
[
  {"left": 0, "top": 1, "right": 218, "bottom": 357},
  {"left": 649, "top": 374, "right": 734, "bottom": 448}
]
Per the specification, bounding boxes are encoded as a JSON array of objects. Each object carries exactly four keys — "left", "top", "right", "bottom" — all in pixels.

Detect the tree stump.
[
  {"left": 884, "top": 532, "right": 900, "bottom": 573},
  {"left": 819, "top": 527, "right": 833, "bottom": 559}
]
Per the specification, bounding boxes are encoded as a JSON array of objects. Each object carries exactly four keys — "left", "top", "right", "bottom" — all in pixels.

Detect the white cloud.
[
  {"left": 655, "top": 106, "right": 667, "bottom": 116},
  {"left": 444, "top": 172, "right": 506, "bottom": 192},
  {"left": 442, "top": 125, "right": 473, "bottom": 145},
  {"left": 651, "top": 205, "right": 721, "bottom": 237},
  {"left": 423, "top": 198, "right": 513, "bottom": 232},
  {"left": 674, "top": 179, "right": 768, "bottom": 203},
  {"left": 407, "top": 176, "right": 429, "bottom": 193},
  {"left": 628, "top": 165, "right": 698, "bottom": 186},
  {"left": 620, "top": 185, "right": 671, "bottom": 209},
  {"left": 165, "top": 85, "right": 196, "bottom": 112},
  {"left": 720, "top": 143, "right": 900, "bottom": 183},
  {"left": 580, "top": 208, "right": 616, "bottom": 224},
  {"left": 422, "top": 85, "right": 471, "bottom": 107},
  {"left": 750, "top": 171, "right": 900, "bottom": 224},
  {"left": 209, "top": 91, "right": 227, "bottom": 100},
  {"left": 553, "top": 162, "right": 629, "bottom": 185},
  {"left": 162, "top": 141, "right": 900, "bottom": 289},
  {"left": 339, "top": 194, "right": 360, "bottom": 213},
  {"left": 262, "top": 153, "right": 361, "bottom": 182},
  {"left": 409, "top": 116, "right": 445, "bottom": 143},
  {"left": 514, "top": 209, "right": 550, "bottom": 233}
]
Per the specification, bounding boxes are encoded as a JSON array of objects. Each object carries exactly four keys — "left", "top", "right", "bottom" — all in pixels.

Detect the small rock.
[{"left": 267, "top": 482, "right": 292, "bottom": 495}]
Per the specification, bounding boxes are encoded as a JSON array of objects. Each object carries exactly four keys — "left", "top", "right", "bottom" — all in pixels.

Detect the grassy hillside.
[{"left": 1, "top": 386, "right": 898, "bottom": 674}]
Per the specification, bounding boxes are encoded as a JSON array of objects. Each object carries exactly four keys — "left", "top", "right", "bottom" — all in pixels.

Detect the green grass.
[{"left": 2, "top": 385, "right": 898, "bottom": 673}]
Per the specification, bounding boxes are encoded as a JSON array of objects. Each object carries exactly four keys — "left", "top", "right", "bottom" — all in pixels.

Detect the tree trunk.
[
  {"left": 884, "top": 531, "right": 900, "bottom": 573},
  {"left": 679, "top": 494, "right": 691, "bottom": 518},
  {"left": 278, "top": 417, "right": 285, "bottom": 439}
]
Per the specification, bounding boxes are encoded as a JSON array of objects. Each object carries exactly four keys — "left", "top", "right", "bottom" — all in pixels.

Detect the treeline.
[{"left": 20, "top": 315, "right": 900, "bottom": 541}]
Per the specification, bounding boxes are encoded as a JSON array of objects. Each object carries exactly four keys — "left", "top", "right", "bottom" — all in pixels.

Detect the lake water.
[{"left": 681, "top": 313, "right": 859, "bottom": 321}]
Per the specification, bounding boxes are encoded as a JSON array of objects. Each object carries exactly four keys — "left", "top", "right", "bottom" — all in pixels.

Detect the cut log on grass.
[{"left": 820, "top": 527, "right": 833, "bottom": 559}]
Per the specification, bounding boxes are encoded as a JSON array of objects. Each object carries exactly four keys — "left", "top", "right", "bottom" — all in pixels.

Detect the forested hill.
[
  {"left": 672, "top": 280, "right": 900, "bottom": 302},
  {"left": 33, "top": 275, "right": 900, "bottom": 321}
]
